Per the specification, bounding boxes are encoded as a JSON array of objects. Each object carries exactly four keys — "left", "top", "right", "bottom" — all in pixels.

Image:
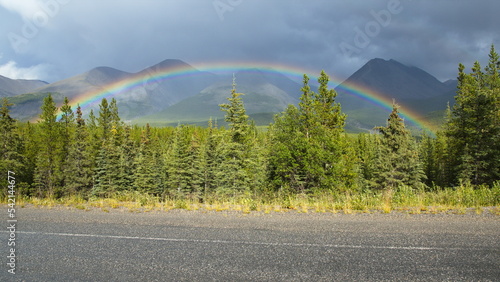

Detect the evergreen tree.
[
  {"left": 116, "top": 125, "right": 136, "bottom": 191},
  {"left": 0, "top": 98, "right": 24, "bottom": 195},
  {"left": 134, "top": 124, "right": 161, "bottom": 195},
  {"left": 444, "top": 45, "right": 500, "bottom": 185},
  {"left": 63, "top": 105, "right": 93, "bottom": 196},
  {"left": 220, "top": 75, "right": 251, "bottom": 145},
  {"left": 92, "top": 127, "right": 122, "bottom": 197},
  {"left": 314, "top": 70, "right": 346, "bottom": 130},
  {"left": 355, "top": 133, "right": 378, "bottom": 187},
  {"left": 371, "top": 103, "right": 425, "bottom": 190},
  {"left": 59, "top": 97, "right": 75, "bottom": 193},
  {"left": 201, "top": 119, "right": 223, "bottom": 196},
  {"left": 34, "top": 94, "right": 61, "bottom": 197},
  {"left": 86, "top": 109, "right": 100, "bottom": 161},
  {"left": 59, "top": 97, "right": 74, "bottom": 154},
  {"left": 97, "top": 98, "right": 112, "bottom": 140},
  {"left": 218, "top": 77, "right": 253, "bottom": 195},
  {"left": 269, "top": 72, "right": 356, "bottom": 193},
  {"left": 268, "top": 105, "right": 308, "bottom": 192},
  {"left": 167, "top": 126, "right": 191, "bottom": 195},
  {"left": 17, "top": 121, "right": 38, "bottom": 195},
  {"left": 92, "top": 99, "right": 131, "bottom": 197}
]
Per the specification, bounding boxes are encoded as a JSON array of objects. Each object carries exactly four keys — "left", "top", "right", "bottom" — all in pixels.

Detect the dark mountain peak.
[
  {"left": 343, "top": 58, "right": 448, "bottom": 99},
  {"left": 140, "top": 59, "right": 195, "bottom": 74}
]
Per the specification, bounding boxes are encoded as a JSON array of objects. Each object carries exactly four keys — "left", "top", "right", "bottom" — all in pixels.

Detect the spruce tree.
[
  {"left": 371, "top": 103, "right": 425, "bottom": 190},
  {"left": 201, "top": 119, "right": 223, "bottom": 196},
  {"left": 92, "top": 99, "right": 130, "bottom": 197},
  {"left": 34, "top": 94, "right": 61, "bottom": 197},
  {"left": 92, "top": 127, "right": 122, "bottom": 197},
  {"left": 269, "top": 72, "right": 355, "bottom": 193},
  {"left": 218, "top": 77, "right": 253, "bottom": 195},
  {"left": 0, "top": 98, "right": 24, "bottom": 196},
  {"left": 167, "top": 125, "right": 195, "bottom": 196},
  {"left": 134, "top": 124, "right": 161, "bottom": 195},
  {"left": 63, "top": 105, "right": 93, "bottom": 196},
  {"left": 97, "top": 98, "right": 112, "bottom": 140},
  {"left": 444, "top": 45, "right": 500, "bottom": 185},
  {"left": 59, "top": 97, "right": 75, "bottom": 194}
]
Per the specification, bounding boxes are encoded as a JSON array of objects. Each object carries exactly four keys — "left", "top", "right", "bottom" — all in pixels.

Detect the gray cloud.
[{"left": 0, "top": 0, "right": 498, "bottom": 83}]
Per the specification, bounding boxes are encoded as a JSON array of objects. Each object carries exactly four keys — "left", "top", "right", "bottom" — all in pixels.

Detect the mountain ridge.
[
  {"left": 0, "top": 75, "right": 48, "bottom": 97},
  {"left": 3, "top": 58, "right": 456, "bottom": 131}
]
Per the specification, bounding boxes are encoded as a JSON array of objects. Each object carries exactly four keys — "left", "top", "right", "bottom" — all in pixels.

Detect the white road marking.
[{"left": 1, "top": 230, "right": 455, "bottom": 251}]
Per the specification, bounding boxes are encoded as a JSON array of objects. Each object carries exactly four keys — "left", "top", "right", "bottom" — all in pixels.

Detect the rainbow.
[{"left": 57, "top": 60, "right": 437, "bottom": 133}]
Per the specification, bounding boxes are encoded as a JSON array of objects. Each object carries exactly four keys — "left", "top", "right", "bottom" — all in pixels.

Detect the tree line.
[{"left": 1, "top": 46, "right": 498, "bottom": 200}]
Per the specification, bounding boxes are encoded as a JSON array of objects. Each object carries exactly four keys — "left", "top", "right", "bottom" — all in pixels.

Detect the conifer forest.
[{"left": 1, "top": 47, "right": 499, "bottom": 209}]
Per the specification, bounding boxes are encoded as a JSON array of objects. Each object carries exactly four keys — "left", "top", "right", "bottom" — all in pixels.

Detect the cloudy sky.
[{"left": 0, "top": 0, "right": 498, "bottom": 83}]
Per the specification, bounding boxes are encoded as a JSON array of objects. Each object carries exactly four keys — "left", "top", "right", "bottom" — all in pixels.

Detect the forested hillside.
[{"left": 1, "top": 47, "right": 499, "bottom": 208}]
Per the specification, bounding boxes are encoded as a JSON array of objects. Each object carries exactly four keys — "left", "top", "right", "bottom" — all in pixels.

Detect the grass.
[{"left": 2, "top": 182, "right": 499, "bottom": 215}]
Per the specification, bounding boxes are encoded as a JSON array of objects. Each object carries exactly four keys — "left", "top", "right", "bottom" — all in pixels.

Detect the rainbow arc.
[{"left": 57, "top": 61, "right": 436, "bottom": 133}]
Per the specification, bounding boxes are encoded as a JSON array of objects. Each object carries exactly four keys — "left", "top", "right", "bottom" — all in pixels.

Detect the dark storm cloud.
[{"left": 0, "top": 0, "right": 498, "bottom": 82}]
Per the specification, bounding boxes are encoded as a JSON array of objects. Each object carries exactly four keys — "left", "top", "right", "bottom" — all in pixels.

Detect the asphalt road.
[{"left": 1, "top": 207, "right": 499, "bottom": 281}]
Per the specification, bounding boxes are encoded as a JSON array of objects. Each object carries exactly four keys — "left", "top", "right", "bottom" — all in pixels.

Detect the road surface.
[{"left": 1, "top": 207, "right": 499, "bottom": 281}]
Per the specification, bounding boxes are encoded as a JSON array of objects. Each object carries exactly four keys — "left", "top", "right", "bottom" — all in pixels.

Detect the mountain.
[
  {"left": 0, "top": 75, "right": 48, "bottom": 97},
  {"left": 7, "top": 66, "right": 133, "bottom": 121},
  {"left": 7, "top": 59, "right": 216, "bottom": 121},
  {"left": 5, "top": 57, "right": 456, "bottom": 131},
  {"left": 135, "top": 69, "right": 303, "bottom": 126},
  {"left": 335, "top": 58, "right": 457, "bottom": 131}
]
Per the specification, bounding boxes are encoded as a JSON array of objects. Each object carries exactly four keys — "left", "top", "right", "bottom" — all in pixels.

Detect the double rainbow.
[{"left": 60, "top": 61, "right": 437, "bottom": 133}]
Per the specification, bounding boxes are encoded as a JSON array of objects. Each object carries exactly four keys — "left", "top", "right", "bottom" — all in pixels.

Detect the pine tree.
[
  {"left": 371, "top": 103, "right": 425, "bottom": 190},
  {"left": 0, "top": 98, "right": 24, "bottom": 196},
  {"left": 167, "top": 125, "right": 196, "bottom": 196},
  {"left": 218, "top": 76, "right": 253, "bottom": 195},
  {"left": 134, "top": 124, "right": 161, "bottom": 195},
  {"left": 220, "top": 75, "right": 250, "bottom": 145},
  {"left": 314, "top": 70, "right": 346, "bottom": 130},
  {"left": 444, "top": 45, "right": 500, "bottom": 185},
  {"left": 63, "top": 105, "right": 93, "bottom": 196},
  {"left": 269, "top": 72, "right": 355, "bottom": 193},
  {"left": 355, "top": 133, "right": 378, "bottom": 187},
  {"left": 97, "top": 98, "right": 112, "bottom": 140},
  {"left": 116, "top": 125, "right": 136, "bottom": 192},
  {"left": 17, "top": 121, "right": 38, "bottom": 195},
  {"left": 34, "top": 94, "right": 61, "bottom": 197},
  {"left": 92, "top": 128, "right": 122, "bottom": 197},
  {"left": 59, "top": 97, "right": 75, "bottom": 193},
  {"left": 59, "top": 97, "right": 74, "bottom": 153},
  {"left": 92, "top": 99, "right": 131, "bottom": 197},
  {"left": 201, "top": 119, "right": 223, "bottom": 196},
  {"left": 268, "top": 105, "right": 308, "bottom": 192}
]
